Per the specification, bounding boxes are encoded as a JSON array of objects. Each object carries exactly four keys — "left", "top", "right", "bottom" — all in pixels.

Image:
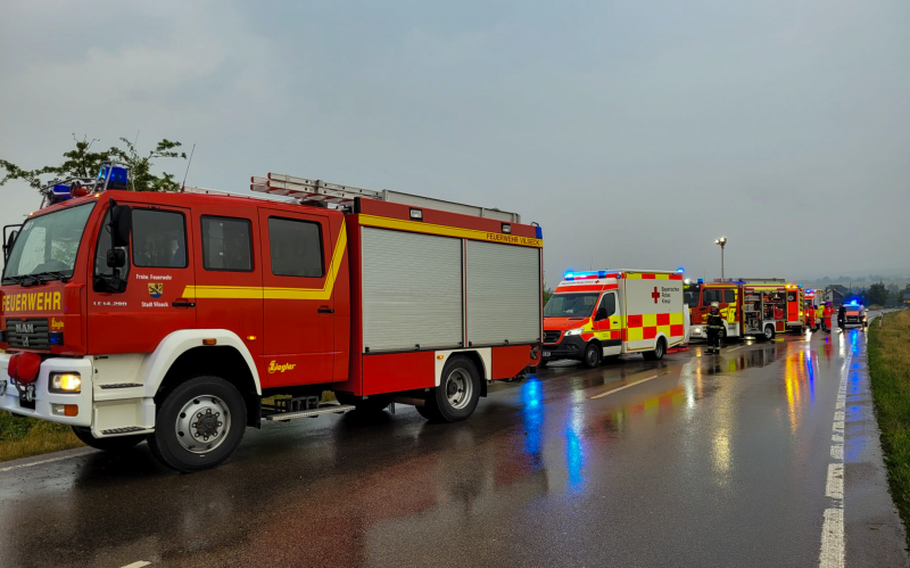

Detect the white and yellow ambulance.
[{"left": 542, "top": 270, "right": 689, "bottom": 368}]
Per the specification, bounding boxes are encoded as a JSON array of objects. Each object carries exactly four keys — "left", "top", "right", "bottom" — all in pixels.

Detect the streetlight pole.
[{"left": 715, "top": 237, "right": 727, "bottom": 280}]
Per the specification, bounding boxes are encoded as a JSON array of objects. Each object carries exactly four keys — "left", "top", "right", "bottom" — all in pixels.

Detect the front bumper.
[
  {"left": 689, "top": 325, "right": 706, "bottom": 340},
  {"left": 542, "top": 334, "right": 587, "bottom": 361},
  {"left": 0, "top": 353, "right": 93, "bottom": 427}
]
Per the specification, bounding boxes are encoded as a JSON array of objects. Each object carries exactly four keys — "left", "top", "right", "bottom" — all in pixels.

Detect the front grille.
[
  {"left": 6, "top": 318, "right": 50, "bottom": 349},
  {"left": 543, "top": 330, "right": 562, "bottom": 344}
]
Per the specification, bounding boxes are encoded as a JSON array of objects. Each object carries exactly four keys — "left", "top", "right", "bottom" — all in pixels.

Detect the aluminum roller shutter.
[
  {"left": 362, "top": 228, "right": 463, "bottom": 352},
  {"left": 466, "top": 241, "right": 541, "bottom": 345}
]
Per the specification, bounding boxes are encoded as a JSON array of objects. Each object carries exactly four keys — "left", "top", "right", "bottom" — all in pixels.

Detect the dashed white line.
[
  {"left": 589, "top": 374, "right": 660, "bottom": 400},
  {"left": 819, "top": 344, "right": 851, "bottom": 568},
  {"left": 0, "top": 448, "right": 95, "bottom": 474},
  {"left": 119, "top": 562, "right": 151, "bottom": 568}
]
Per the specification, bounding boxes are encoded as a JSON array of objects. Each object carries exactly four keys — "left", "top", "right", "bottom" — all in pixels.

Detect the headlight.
[
  {"left": 49, "top": 372, "right": 81, "bottom": 394},
  {"left": 564, "top": 328, "right": 585, "bottom": 336},
  {"left": 694, "top": 327, "right": 703, "bottom": 335}
]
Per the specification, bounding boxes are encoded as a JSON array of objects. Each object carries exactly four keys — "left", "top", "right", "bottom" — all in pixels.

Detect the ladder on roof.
[{"left": 251, "top": 172, "right": 521, "bottom": 222}]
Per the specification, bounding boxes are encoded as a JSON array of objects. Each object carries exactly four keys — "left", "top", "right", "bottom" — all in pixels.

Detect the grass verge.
[
  {"left": 868, "top": 309, "right": 910, "bottom": 545},
  {"left": 0, "top": 411, "right": 83, "bottom": 463}
]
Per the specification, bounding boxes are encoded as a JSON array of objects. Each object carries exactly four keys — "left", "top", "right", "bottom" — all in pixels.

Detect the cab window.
[
  {"left": 201, "top": 216, "right": 253, "bottom": 272},
  {"left": 94, "top": 210, "right": 130, "bottom": 281},
  {"left": 724, "top": 289, "right": 736, "bottom": 304},
  {"left": 596, "top": 293, "right": 616, "bottom": 320},
  {"left": 268, "top": 217, "right": 324, "bottom": 277},
  {"left": 704, "top": 289, "right": 723, "bottom": 306},
  {"left": 132, "top": 209, "right": 187, "bottom": 268}
]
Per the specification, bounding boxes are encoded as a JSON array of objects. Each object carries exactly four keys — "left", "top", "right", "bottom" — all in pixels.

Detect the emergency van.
[
  {"left": 542, "top": 270, "right": 688, "bottom": 367},
  {"left": 0, "top": 167, "right": 543, "bottom": 471}
]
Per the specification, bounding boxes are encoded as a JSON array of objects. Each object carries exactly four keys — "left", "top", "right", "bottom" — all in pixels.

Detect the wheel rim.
[
  {"left": 656, "top": 342, "right": 664, "bottom": 357},
  {"left": 444, "top": 368, "right": 473, "bottom": 410},
  {"left": 586, "top": 346, "right": 599, "bottom": 366},
  {"left": 175, "top": 395, "right": 232, "bottom": 453},
  {"left": 765, "top": 327, "right": 773, "bottom": 339}
]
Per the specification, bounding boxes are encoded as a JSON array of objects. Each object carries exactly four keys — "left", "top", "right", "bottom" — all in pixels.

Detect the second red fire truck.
[
  {"left": 685, "top": 278, "right": 791, "bottom": 342},
  {"left": 0, "top": 168, "right": 544, "bottom": 471}
]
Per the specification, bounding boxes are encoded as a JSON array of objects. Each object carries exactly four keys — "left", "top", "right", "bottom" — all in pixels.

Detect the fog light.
[
  {"left": 52, "top": 403, "right": 78, "bottom": 417},
  {"left": 49, "top": 331, "right": 64, "bottom": 345},
  {"left": 49, "top": 373, "right": 81, "bottom": 393}
]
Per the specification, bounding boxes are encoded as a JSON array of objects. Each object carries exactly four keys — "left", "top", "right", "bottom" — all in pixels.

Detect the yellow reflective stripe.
[
  {"left": 182, "top": 222, "right": 347, "bottom": 301},
  {"left": 358, "top": 214, "right": 542, "bottom": 248}
]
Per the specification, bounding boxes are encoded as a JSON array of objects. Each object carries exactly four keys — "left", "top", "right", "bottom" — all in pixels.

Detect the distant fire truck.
[
  {"left": 0, "top": 167, "right": 543, "bottom": 471},
  {"left": 803, "top": 289, "right": 820, "bottom": 331},
  {"left": 685, "top": 278, "right": 788, "bottom": 341}
]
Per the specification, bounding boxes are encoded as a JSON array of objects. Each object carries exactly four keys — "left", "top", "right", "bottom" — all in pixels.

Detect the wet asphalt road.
[{"left": 1, "top": 325, "right": 907, "bottom": 568}]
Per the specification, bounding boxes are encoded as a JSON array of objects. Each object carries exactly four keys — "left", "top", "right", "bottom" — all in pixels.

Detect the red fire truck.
[
  {"left": 685, "top": 278, "right": 787, "bottom": 342},
  {"left": 0, "top": 168, "right": 543, "bottom": 471},
  {"left": 784, "top": 283, "right": 806, "bottom": 332}
]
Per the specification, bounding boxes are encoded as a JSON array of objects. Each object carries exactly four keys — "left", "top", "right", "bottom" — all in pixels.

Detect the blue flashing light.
[
  {"left": 535, "top": 226, "right": 543, "bottom": 239},
  {"left": 98, "top": 164, "right": 129, "bottom": 188},
  {"left": 677, "top": 267, "right": 685, "bottom": 273},
  {"left": 48, "top": 331, "right": 64, "bottom": 345},
  {"left": 564, "top": 272, "right": 575, "bottom": 280},
  {"left": 850, "top": 300, "right": 858, "bottom": 306},
  {"left": 51, "top": 184, "right": 72, "bottom": 203},
  {"left": 697, "top": 278, "right": 704, "bottom": 284},
  {"left": 565, "top": 270, "right": 610, "bottom": 281}
]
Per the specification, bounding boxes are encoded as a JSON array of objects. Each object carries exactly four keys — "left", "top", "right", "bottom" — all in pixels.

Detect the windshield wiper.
[
  {"left": 4, "top": 275, "right": 42, "bottom": 287},
  {"left": 31, "top": 271, "right": 72, "bottom": 284}
]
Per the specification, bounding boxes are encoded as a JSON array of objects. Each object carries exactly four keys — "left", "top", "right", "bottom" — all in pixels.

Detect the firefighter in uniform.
[
  {"left": 706, "top": 302, "right": 724, "bottom": 354},
  {"left": 816, "top": 304, "right": 825, "bottom": 331}
]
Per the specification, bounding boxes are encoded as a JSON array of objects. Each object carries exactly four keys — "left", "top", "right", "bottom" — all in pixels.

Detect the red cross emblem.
[{"left": 651, "top": 286, "right": 661, "bottom": 304}]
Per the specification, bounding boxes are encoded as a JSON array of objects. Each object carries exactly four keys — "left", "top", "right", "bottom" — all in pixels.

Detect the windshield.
[
  {"left": 684, "top": 287, "right": 700, "bottom": 308},
  {"left": 3, "top": 202, "right": 95, "bottom": 283},
  {"left": 544, "top": 293, "right": 599, "bottom": 317}
]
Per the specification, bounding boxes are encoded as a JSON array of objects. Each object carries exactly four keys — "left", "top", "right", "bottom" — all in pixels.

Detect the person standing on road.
[
  {"left": 706, "top": 302, "right": 724, "bottom": 354},
  {"left": 838, "top": 304, "right": 846, "bottom": 331},
  {"left": 816, "top": 304, "right": 825, "bottom": 331},
  {"left": 823, "top": 302, "right": 835, "bottom": 333}
]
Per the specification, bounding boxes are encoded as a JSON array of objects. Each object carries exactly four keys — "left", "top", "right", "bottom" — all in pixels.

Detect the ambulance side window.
[
  {"left": 724, "top": 289, "right": 736, "bottom": 303},
  {"left": 94, "top": 210, "right": 130, "bottom": 281},
  {"left": 201, "top": 216, "right": 253, "bottom": 272},
  {"left": 268, "top": 217, "right": 324, "bottom": 278},
  {"left": 596, "top": 293, "right": 616, "bottom": 320}
]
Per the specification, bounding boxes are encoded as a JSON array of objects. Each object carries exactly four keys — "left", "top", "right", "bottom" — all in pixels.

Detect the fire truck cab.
[{"left": 0, "top": 168, "right": 544, "bottom": 471}]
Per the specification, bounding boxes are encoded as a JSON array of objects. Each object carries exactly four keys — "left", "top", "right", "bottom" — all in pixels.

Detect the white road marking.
[
  {"left": 119, "top": 562, "right": 151, "bottom": 568},
  {"left": 0, "top": 448, "right": 95, "bottom": 474},
  {"left": 589, "top": 374, "right": 660, "bottom": 400},
  {"left": 723, "top": 345, "right": 746, "bottom": 353},
  {"left": 818, "top": 345, "right": 851, "bottom": 568}
]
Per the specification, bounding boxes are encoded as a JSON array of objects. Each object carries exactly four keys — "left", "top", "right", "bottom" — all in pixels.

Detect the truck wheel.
[
  {"left": 335, "top": 392, "right": 390, "bottom": 413},
  {"left": 643, "top": 338, "right": 666, "bottom": 361},
  {"left": 763, "top": 325, "right": 775, "bottom": 341},
  {"left": 582, "top": 342, "right": 602, "bottom": 368},
  {"left": 71, "top": 426, "right": 145, "bottom": 452},
  {"left": 423, "top": 356, "right": 481, "bottom": 422},
  {"left": 148, "top": 376, "right": 247, "bottom": 473}
]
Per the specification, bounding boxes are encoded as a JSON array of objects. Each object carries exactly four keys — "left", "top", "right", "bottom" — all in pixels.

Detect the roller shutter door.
[
  {"left": 362, "top": 228, "right": 463, "bottom": 352},
  {"left": 466, "top": 241, "right": 541, "bottom": 345}
]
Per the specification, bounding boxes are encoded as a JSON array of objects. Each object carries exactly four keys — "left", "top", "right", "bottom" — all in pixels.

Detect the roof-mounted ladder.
[{"left": 251, "top": 172, "right": 521, "bottom": 222}]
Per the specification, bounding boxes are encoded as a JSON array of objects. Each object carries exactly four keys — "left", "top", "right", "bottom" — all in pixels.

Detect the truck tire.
[
  {"left": 71, "top": 426, "right": 145, "bottom": 452},
  {"left": 423, "top": 356, "right": 481, "bottom": 422},
  {"left": 335, "top": 392, "right": 390, "bottom": 413},
  {"left": 582, "top": 342, "right": 602, "bottom": 369},
  {"left": 148, "top": 375, "right": 247, "bottom": 473},
  {"left": 763, "top": 325, "right": 775, "bottom": 341},
  {"left": 643, "top": 337, "right": 666, "bottom": 361}
]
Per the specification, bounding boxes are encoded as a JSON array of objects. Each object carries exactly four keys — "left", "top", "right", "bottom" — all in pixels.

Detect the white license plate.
[{"left": 543, "top": 351, "right": 552, "bottom": 357}]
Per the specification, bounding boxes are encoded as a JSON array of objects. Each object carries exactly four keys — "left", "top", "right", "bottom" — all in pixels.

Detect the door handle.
[
  {"left": 317, "top": 306, "right": 334, "bottom": 314},
  {"left": 172, "top": 300, "right": 196, "bottom": 308}
]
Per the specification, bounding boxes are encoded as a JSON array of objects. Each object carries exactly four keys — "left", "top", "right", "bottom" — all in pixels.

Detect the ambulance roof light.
[{"left": 677, "top": 267, "right": 685, "bottom": 273}]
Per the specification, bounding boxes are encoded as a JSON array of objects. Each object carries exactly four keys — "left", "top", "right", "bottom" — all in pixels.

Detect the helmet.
[{"left": 711, "top": 302, "right": 719, "bottom": 308}]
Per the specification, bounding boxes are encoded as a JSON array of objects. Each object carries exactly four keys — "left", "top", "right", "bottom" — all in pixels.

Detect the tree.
[
  {"left": 543, "top": 287, "right": 554, "bottom": 305},
  {"left": 0, "top": 135, "right": 186, "bottom": 193},
  {"left": 867, "top": 282, "right": 889, "bottom": 307}
]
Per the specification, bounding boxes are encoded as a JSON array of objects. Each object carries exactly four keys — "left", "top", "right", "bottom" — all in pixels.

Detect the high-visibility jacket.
[
  {"left": 707, "top": 311, "right": 725, "bottom": 330},
  {"left": 816, "top": 306, "right": 824, "bottom": 320}
]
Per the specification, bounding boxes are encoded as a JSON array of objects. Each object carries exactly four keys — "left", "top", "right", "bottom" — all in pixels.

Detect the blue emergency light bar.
[
  {"left": 564, "top": 270, "right": 609, "bottom": 281},
  {"left": 51, "top": 184, "right": 72, "bottom": 203},
  {"left": 98, "top": 164, "right": 129, "bottom": 188}
]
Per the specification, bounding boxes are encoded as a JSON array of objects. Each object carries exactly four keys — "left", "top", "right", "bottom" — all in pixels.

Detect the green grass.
[
  {"left": 868, "top": 309, "right": 910, "bottom": 545},
  {"left": 0, "top": 411, "right": 82, "bottom": 462}
]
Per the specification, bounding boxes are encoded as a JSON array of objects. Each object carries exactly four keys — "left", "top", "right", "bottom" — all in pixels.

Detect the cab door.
[
  {"left": 592, "top": 292, "right": 622, "bottom": 357},
  {"left": 718, "top": 287, "right": 738, "bottom": 337},
  {"left": 258, "top": 207, "right": 335, "bottom": 387},
  {"left": 87, "top": 204, "right": 196, "bottom": 354}
]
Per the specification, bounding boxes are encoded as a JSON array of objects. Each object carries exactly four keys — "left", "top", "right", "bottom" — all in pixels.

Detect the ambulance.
[{"left": 542, "top": 270, "right": 688, "bottom": 368}]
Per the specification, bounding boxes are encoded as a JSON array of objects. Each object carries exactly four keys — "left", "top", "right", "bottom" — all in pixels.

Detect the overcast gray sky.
[{"left": 1, "top": 0, "right": 908, "bottom": 287}]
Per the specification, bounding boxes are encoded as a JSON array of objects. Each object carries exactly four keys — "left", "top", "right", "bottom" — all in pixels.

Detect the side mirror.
[
  {"left": 3, "top": 229, "right": 18, "bottom": 262},
  {"left": 106, "top": 249, "right": 126, "bottom": 269},
  {"left": 109, "top": 204, "right": 132, "bottom": 248}
]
